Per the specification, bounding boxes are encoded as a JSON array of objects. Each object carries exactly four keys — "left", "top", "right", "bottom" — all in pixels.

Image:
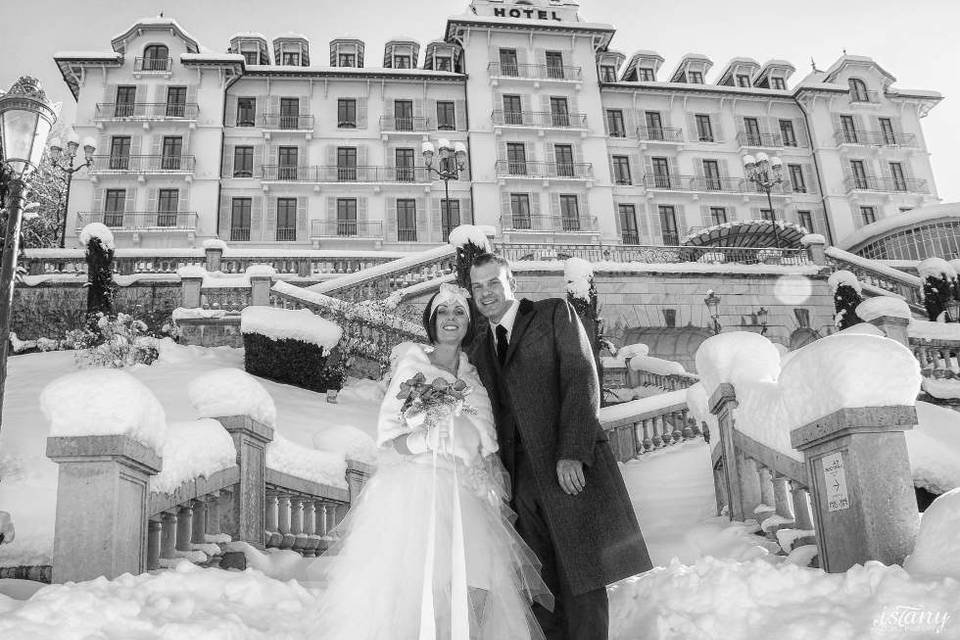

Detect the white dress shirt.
[{"left": 489, "top": 299, "right": 521, "bottom": 343}]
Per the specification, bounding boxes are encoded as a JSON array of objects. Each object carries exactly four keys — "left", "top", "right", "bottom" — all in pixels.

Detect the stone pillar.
[
  {"left": 204, "top": 246, "right": 223, "bottom": 272},
  {"left": 772, "top": 475, "right": 794, "bottom": 520},
  {"left": 709, "top": 383, "right": 748, "bottom": 521},
  {"left": 216, "top": 415, "right": 274, "bottom": 547},
  {"left": 181, "top": 275, "right": 202, "bottom": 309},
  {"left": 346, "top": 460, "right": 373, "bottom": 505},
  {"left": 790, "top": 405, "right": 919, "bottom": 573},
  {"left": 249, "top": 275, "right": 272, "bottom": 307},
  {"left": 190, "top": 499, "right": 206, "bottom": 545},
  {"left": 867, "top": 314, "right": 910, "bottom": 347},
  {"left": 147, "top": 518, "right": 162, "bottom": 571},
  {"left": 46, "top": 435, "right": 161, "bottom": 583},
  {"left": 804, "top": 235, "right": 826, "bottom": 265}
]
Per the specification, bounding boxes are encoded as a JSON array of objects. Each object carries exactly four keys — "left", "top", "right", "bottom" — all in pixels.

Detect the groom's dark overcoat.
[{"left": 469, "top": 297, "right": 652, "bottom": 596}]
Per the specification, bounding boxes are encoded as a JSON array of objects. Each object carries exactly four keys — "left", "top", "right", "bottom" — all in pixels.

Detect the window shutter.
[
  {"left": 500, "top": 192, "right": 512, "bottom": 221},
  {"left": 326, "top": 196, "right": 336, "bottom": 223},
  {"left": 427, "top": 99, "right": 437, "bottom": 129},
  {"left": 93, "top": 189, "right": 104, "bottom": 214},
  {"left": 219, "top": 194, "right": 230, "bottom": 235},
  {"left": 414, "top": 99, "right": 425, "bottom": 118},
  {"left": 136, "top": 84, "right": 147, "bottom": 103},
  {"left": 386, "top": 199, "right": 398, "bottom": 241},
  {"left": 675, "top": 204, "right": 688, "bottom": 235},
  {"left": 98, "top": 135, "right": 109, "bottom": 157},
  {"left": 534, "top": 48, "right": 546, "bottom": 67},
  {"left": 179, "top": 188, "right": 190, "bottom": 215},
  {"left": 124, "top": 189, "right": 136, "bottom": 215},
  {"left": 266, "top": 143, "right": 277, "bottom": 174},
  {"left": 570, "top": 95, "right": 580, "bottom": 118},
  {"left": 147, "top": 188, "right": 158, "bottom": 213},
  {"left": 104, "top": 84, "right": 117, "bottom": 102},
  {"left": 516, "top": 48, "right": 527, "bottom": 66},
  {"left": 297, "top": 196, "right": 308, "bottom": 240},
  {"left": 269, "top": 95, "right": 280, "bottom": 117},
  {"left": 462, "top": 198, "right": 473, "bottom": 225},
  {"left": 612, "top": 201, "right": 623, "bottom": 234},
  {"left": 186, "top": 85, "right": 198, "bottom": 108},
  {"left": 700, "top": 205, "right": 712, "bottom": 227},
  {"left": 668, "top": 157, "right": 680, "bottom": 184},
  {"left": 530, "top": 193, "right": 541, "bottom": 222},
  {"left": 225, "top": 96, "right": 238, "bottom": 127},
  {"left": 251, "top": 196, "right": 263, "bottom": 241},
  {"left": 579, "top": 193, "right": 590, "bottom": 226},
  {"left": 686, "top": 113, "right": 698, "bottom": 141},
  {"left": 803, "top": 164, "right": 817, "bottom": 194},
  {"left": 794, "top": 118, "right": 808, "bottom": 147},
  {"left": 711, "top": 114, "right": 724, "bottom": 142},
  {"left": 252, "top": 143, "right": 263, "bottom": 178},
  {"left": 222, "top": 145, "right": 234, "bottom": 177},
  {"left": 853, "top": 207, "right": 864, "bottom": 230},
  {"left": 415, "top": 197, "right": 428, "bottom": 243},
  {"left": 358, "top": 196, "right": 369, "bottom": 227},
  {"left": 643, "top": 155, "right": 654, "bottom": 181},
  {"left": 520, "top": 94, "right": 530, "bottom": 119},
  {"left": 358, "top": 145, "right": 368, "bottom": 170},
  {"left": 693, "top": 157, "right": 704, "bottom": 178},
  {"left": 327, "top": 144, "right": 336, "bottom": 168},
  {"left": 265, "top": 197, "right": 277, "bottom": 241},
  {"left": 608, "top": 155, "right": 616, "bottom": 185},
  {"left": 550, "top": 192, "right": 560, "bottom": 220},
  {"left": 636, "top": 204, "right": 650, "bottom": 242},
  {"left": 455, "top": 100, "right": 466, "bottom": 131},
  {"left": 497, "top": 142, "right": 507, "bottom": 162},
  {"left": 150, "top": 136, "right": 161, "bottom": 157},
  {"left": 623, "top": 110, "right": 636, "bottom": 138},
  {"left": 357, "top": 98, "right": 368, "bottom": 129}
]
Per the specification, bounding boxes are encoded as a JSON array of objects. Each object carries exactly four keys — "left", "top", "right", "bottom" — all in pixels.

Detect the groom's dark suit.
[{"left": 470, "top": 297, "right": 652, "bottom": 640}]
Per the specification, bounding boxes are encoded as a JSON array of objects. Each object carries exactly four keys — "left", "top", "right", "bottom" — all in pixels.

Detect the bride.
[{"left": 316, "top": 284, "right": 552, "bottom": 639}]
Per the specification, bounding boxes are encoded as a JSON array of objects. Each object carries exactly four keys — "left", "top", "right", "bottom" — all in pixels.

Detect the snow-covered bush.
[
  {"left": 81, "top": 223, "right": 116, "bottom": 320},
  {"left": 72, "top": 312, "right": 159, "bottom": 369},
  {"left": 828, "top": 270, "right": 863, "bottom": 330},
  {"left": 918, "top": 258, "right": 958, "bottom": 322}
]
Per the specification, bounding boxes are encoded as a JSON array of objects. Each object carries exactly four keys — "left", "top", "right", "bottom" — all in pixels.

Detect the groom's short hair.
[{"left": 471, "top": 253, "right": 512, "bottom": 276}]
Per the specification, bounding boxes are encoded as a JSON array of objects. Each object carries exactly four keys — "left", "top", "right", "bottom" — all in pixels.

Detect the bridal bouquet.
[{"left": 396, "top": 372, "right": 477, "bottom": 431}]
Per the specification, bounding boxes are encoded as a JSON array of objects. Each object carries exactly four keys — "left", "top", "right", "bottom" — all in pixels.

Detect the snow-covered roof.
[
  {"left": 838, "top": 202, "right": 960, "bottom": 253},
  {"left": 274, "top": 32, "right": 309, "bottom": 41},
  {"left": 230, "top": 32, "right": 269, "bottom": 41},
  {"left": 53, "top": 51, "right": 123, "bottom": 61},
  {"left": 181, "top": 52, "right": 244, "bottom": 65},
  {"left": 240, "top": 65, "right": 462, "bottom": 78},
  {"left": 111, "top": 17, "right": 201, "bottom": 54},
  {"left": 822, "top": 54, "right": 896, "bottom": 85}
]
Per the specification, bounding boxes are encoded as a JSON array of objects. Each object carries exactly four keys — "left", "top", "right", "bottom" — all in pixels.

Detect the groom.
[{"left": 467, "top": 253, "right": 651, "bottom": 640}]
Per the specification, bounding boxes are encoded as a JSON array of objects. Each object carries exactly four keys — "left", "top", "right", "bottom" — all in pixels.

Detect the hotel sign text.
[{"left": 493, "top": 7, "right": 563, "bottom": 21}]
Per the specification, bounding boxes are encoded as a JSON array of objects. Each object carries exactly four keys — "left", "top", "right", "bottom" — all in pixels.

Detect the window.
[
  {"left": 506, "top": 143, "right": 526, "bottom": 175},
  {"left": 142, "top": 44, "right": 169, "bottom": 71},
  {"left": 889, "top": 162, "right": 907, "bottom": 191},
  {"left": 638, "top": 68, "right": 654, "bottom": 81},
  {"left": 559, "top": 195, "right": 580, "bottom": 231},
  {"left": 237, "top": 98, "right": 256, "bottom": 127},
  {"left": 879, "top": 118, "right": 897, "bottom": 145},
  {"left": 499, "top": 49, "right": 519, "bottom": 76},
  {"left": 899, "top": 207, "right": 914, "bottom": 214},
  {"left": 743, "top": 117, "right": 761, "bottom": 146},
  {"left": 233, "top": 146, "right": 253, "bottom": 178},
  {"left": 337, "top": 147, "right": 357, "bottom": 181},
  {"left": 850, "top": 160, "right": 869, "bottom": 189},
  {"left": 104, "top": 189, "right": 126, "bottom": 227},
  {"left": 709, "top": 207, "right": 727, "bottom": 226},
  {"left": 788, "top": 164, "right": 806, "bottom": 193},
  {"left": 394, "top": 100, "right": 413, "bottom": 131},
  {"left": 618, "top": 204, "right": 639, "bottom": 244},
  {"left": 798, "top": 210, "right": 814, "bottom": 233},
  {"left": 397, "top": 199, "right": 417, "bottom": 241},
  {"left": 761, "top": 208, "right": 776, "bottom": 222},
  {"left": 702, "top": 160, "right": 721, "bottom": 190},
  {"left": 779, "top": 119, "right": 797, "bottom": 147},
  {"left": 695, "top": 114, "right": 714, "bottom": 142},
  {"left": 161, "top": 137, "right": 182, "bottom": 170},
  {"left": 436, "top": 56, "right": 452, "bottom": 72},
  {"left": 612, "top": 156, "right": 631, "bottom": 185},
  {"left": 600, "top": 65, "right": 617, "bottom": 82},
  {"left": 849, "top": 78, "right": 870, "bottom": 102},
  {"left": 338, "top": 53, "right": 356, "bottom": 67},
  {"left": 545, "top": 51, "right": 564, "bottom": 79},
  {"left": 652, "top": 157, "right": 671, "bottom": 188},
  {"left": 276, "top": 198, "right": 297, "bottom": 240},
  {"left": 115, "top": 86, "right": 136, "bottom": 117},
  {"left": 109, "top": 136, "right": 131, "bottom": 170},
  {"left": 282, "top": 51, "right": 300, "bottom": 66},
  {"left": 688, "top": 70, "right": 704, "bottom": 84},
  {"left": 550, "top": 97, "right": 570, "bottom": 127},
  {"left": 503, "top": 95, "right": 523, "bottom": 125},
  {"left": 554, "top": 145, "right": 574, "bottom": 177},
  {"left": 510, "top": 193, "right": 531, "bottom": 229},
  {"left": 644, "top": 111, "right": 663, "bottom": 140},
  {"left": 279, "top": 98, "right": 299, "bottom": 129},
  {"left": 440, "top": 199, "right": 461, "bottom": 240},
  {"left": 840, "top": 115, "right": 858, "bottom": 143},
  {"left": 658, "top": 205, "right": 678, "bottom": 244},
  {"left": 396, "top": 148, "right": 415, "bottom": 182},
  {"left": 860, "top": 206, "right": 877, "bottom": 225},
  {"left": 230, "top": 198, "right": 252, "bottom": 241},
  {"left": 157, "top": 189, "right": 178, "bottom": 227},
  {"left": 736, "top": 74, "right": 751, "bottom": 87},
  {"left": 338, "top": 99, "right": 357, "bottom": 128},
  {"left": 437, "top": 101, "right": 456, "bottom": 130},
  {"left": 771, "top": 77, "right": 786, "bottom": 90},
  {"left": 242, "top": 51, "right": 259, "bottom": 66},
  {"left": 393, "top": 55, "right": 411, "bottom": 69},
  {"left": 337, "top": 198, "right": 357, "bottom": 236},
  {"left": 165, "top": 87, "right": 186, "bottom": 118},
  {"left": 607, "top": 109, "right": 626, "bottom": 137},
  {"left": 278, "top": 146, "right": 299, "bottom": 180}
]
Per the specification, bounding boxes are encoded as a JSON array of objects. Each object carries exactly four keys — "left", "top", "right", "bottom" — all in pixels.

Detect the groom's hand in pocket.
[{"left": 556, "top": 459, "right": 585, "bottom": 495}]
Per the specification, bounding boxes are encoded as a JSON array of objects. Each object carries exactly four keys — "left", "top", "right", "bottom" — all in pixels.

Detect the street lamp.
[
  {"left": 945, "top": 299, "right": 960, "bottom": 323},
  {"left": 422, "top": 138, "right": 468, "bottom": 239},
  {"left": 704, "top": 290, "right": 721, "bottom": 335},
  {"left": 756, "top": 306, "right": 769, "bottom": 335},
  {"left": 742, "top": 152, "right": 784, "bottom": 249},
  {"left": 48, "top": 128, "right": 96, "bottom": 248},
  {"left": 0, "top": 76, "right": 57, "bottom": 433}
]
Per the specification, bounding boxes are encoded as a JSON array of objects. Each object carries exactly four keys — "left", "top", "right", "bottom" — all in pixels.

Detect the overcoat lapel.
[{"left": 503, "top": 298, "right": 536, "bottom": 367}]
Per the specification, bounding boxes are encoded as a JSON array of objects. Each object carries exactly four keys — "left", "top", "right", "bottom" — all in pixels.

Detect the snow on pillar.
[
  {"left": 216, "top": 415, "right": 274, "bottom": 548},
  {"left": 790, "top": 405, "right": 919, "bottom": 573},
  {"left": 709, "top": 383, "right": 749, "bottom": 522},
  {"left": 857, "top": 297, "right": 913, "bottom": 348}
]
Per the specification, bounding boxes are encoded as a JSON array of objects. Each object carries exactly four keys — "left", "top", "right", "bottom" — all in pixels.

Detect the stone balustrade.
[
  {"left": 910, "top": 340, "right": 960, "bottom": 379},
  {"left": 825, "top": 246, "right": 924, "bottom": 311},
  {"left": 264, "top": 469, "right": 351, "bottom": 556},
  {"left": 599, "top": 393, "right": 704, "bottom": 463}
]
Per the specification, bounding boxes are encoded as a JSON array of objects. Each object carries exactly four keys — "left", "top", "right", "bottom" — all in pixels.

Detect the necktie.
[{"left": 496, "top": 325, "right": 509, "bottom": 366}]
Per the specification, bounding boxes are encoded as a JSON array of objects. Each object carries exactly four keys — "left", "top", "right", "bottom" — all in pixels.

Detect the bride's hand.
[{"left": 450, "top": 416, "right": 481, "bottom": 464}]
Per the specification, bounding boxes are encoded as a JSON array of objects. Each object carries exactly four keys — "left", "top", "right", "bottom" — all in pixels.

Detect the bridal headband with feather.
[{"left": 429, "top": 283, "right": 471, "bottom": 316}]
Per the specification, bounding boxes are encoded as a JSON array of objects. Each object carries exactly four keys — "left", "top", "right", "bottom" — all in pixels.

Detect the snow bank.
[
  {"left": 564, "top": 257, "right": 594, "bottom": 301},
  {"left": 311, "top": 424, "right": 378, "bottom": 466},
  {"left": 909, "top": 319, "right": 960, "bottom": 341},
  {"left": 685, "top": 382, "right": 718, "bottom": 442},
  {"left": 827, "top": 269, "right": 861, "bottom": 294},
  {"left": 201, "top": 238, "right": 228, "bottom": 251},
  {"left": 240, "top": 307, "right": 342, "bottom": 353},
  {"left": 856, "top": 296, "right": 911, "bottom": 321},
  {"left": 244, "top": 264, "right": 277, "bottom": 278},
  {"left": 447, "top": 224, "right": 491, "bottom": 251},
  {"left": 918, "top": 257, "right": 957, "bottom": 282},
  {"left": 696, "top": 332, "right": 780, "bottom": 394},
  {"left": 265, "top": 433, "right": 348, "bottom": 489},
  {"left": 598, "top": 390, "right": 688, "bottom": 424},
  {"left": 188, "top": 368, "right": 277, "bottom": 428},
  {"left": 39, "top": 370, "right": 166, "bottom": 454},
  {"left": 905, "top": 487, "right": 960, "bottom": 580},
  {"left": 171, "top": 307, "right": 227, "bottom": 320},
  {"left": 906, "top": 402, "right": 960, "bottom": 494},
  {"left": 800, "top": 233, "right": 825, "bottom": 246},
  {"left": 177, "top": 265, "right": 206, "bottom": 279},
  {"left": 78, "top": 223, "right": 114, "bottom": 250},
  {"left": 617, "top": 343, "right": 650, "bottom": 359},
  {"left": 627, "top": 354, "right": 687, "bottom": 376},
  {"left": 922, "top": 378, "right": 960, "bottom": 400},
  {"left": 150, "top": 420, "right": 237, "bottom": 494}
]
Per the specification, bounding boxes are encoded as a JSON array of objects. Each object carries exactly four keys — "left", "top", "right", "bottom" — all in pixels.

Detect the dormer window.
[
  {"left": 600, "top": 65, "right": 617, "bottom": 82},
  {"left": 736, "top": 74, "right": 751, "bottom": 87},
  {"left": 142, "top": 44, "right": 169, "bottom": 71},
  {"left": 771, "top": 77, "right": 786, "bottom": 90},
  {"left": 849, "top": 78, "right": 871, "bottom": 102},
  {"left": 282, "top": 51, "right": 300, "bottom": 66},
  {"left": 339, "top": 53, "right": 356, "bottom": 67},
  {"left": 242, "top": 50, "right": 259, "bottom": 66},
  {"left": 394, "top": 54, "right": 411, "bottom": 69},
  {"left": 688, "top": 70, "right": 704, "bottom": 84},
  {"left": 638, "top": 67, "right": 654, "bottom": 81},
  {"left": 436, "top": 56, "right": 452, "bottom": 71}
]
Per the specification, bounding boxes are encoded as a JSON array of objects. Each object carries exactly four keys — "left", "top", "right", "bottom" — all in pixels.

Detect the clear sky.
[{"left": 2, "top": 0, "right": 957, "bottom": 201}]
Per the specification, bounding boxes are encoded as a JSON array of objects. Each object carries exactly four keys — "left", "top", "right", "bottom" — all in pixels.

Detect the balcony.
[
  {"left": 379, "top": 116, "right": 432, "bottom": 133},
  {"left": 636, "top": 126, "right": 683, "bottom": 143},
  {"left": 491, "top": 110, "right": 588, "bottom": 129},
  {"left": 850, "top": 89, "right": 881, "bottom": 104},
  {"left": 90, "top": 155, "right": 196, "bottom": 176},
  {"left": 261, "top": 165, "right": 313, "bottom": 182},
  {"left": 487, "top": 62, "right": 583, "bottom": 82},
  {"left": 311, "top": 220, "right": 384, "bottom": 239},
  {"left": 500, "top": 214, "right": 599, "bottom": 233},
  {"left": 843, "top": 175, "right": 929, "bottom": 194},
  {"left": 259, "top": 165, "right": 433, "bottom": 183},
  {"left": 77, "top": 211, "right": 198, "bottom": 231},
  {"left": 689, "top": 176, "right": 745, "bottom": 193},
  {"left": 260, "top": 113, "right": 315, "bottom": 131},
  {"left": 641, "top": 174, "right": 692, "bottom": 191},
  {"left": 495, "top": 160, "right": 593, "bottom": 180},
  {"left": 134, "top": 57, "right": 172, "bottom": 72},
  {"left": 94, "top": 102, "right": 199, "bottom": 122},
  {"left": 736, "top": 131, "right": 783, "bottom": 148},
  {"left": 833, "top": 129, "right": 918, "bottom": 148}
]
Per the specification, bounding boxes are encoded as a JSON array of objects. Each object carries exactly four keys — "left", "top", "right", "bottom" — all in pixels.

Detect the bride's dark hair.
[{"left": 422, "top": 292, "right": 473, "bottom": 347}]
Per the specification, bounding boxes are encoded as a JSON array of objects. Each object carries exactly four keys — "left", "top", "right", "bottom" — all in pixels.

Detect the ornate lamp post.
[
  {"left": 742, "top": 152, "right": 784, "bottom": 249},
  {"left": 756, "top": 306, "right": 769, "bottom": 335},
  {"left": 704, "top": 290, "right": 722, "bottom": 335},
  {"left": 421, "top": 138, "right": 468, "bottom": 238},
  {"left": 0, "top": 76, "right": 57, "bottom": 432},
  {"left": 48, "top": 129, "right": 96, "bottom": 248}
]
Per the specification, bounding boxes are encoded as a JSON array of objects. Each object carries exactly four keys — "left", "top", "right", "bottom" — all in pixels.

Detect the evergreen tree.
[
  {"left": 833, "top": 282, "right": 864, "bottom": 330},
  {"left": 922, "top": 273, "right": 954, "bottom": 322},
  {"left": 85, "top": 235, "right": 116, "bottom": 319}
]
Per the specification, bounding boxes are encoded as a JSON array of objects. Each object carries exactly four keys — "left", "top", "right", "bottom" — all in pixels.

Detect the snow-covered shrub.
[
  {"left": 918, "top": 258, "right": 958, "bottom": 322},
  {"left": 81, "top": 223, "right": 116, "bottom": 320},
  {"left": 828, "top": 270, "right": 863, "bottom": 330},
  {"left": 73, "top": 312, "right": 159, "bottom": 369}
]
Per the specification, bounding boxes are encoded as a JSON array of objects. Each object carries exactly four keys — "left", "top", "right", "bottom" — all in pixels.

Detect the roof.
[
  {"left": 445, "top": 14, "right": 615, "bottom": 50},
  {"left": 111, "top": 17, "right": 200, "bottom": 54},
  {"left": 237, "top": 66, "right": 463, "bottom": 81},
  {"left": 230, "top": 32, "right": 269, "bottom": 41},
  {"left": 822, "top": 54, "right": 896, "bottom": 85},
  {"left": 839, "top": 203, "right": 960, "bottom": 253},
  {"left": 681, "top": 219, "right": 810, "bottom": 251}
]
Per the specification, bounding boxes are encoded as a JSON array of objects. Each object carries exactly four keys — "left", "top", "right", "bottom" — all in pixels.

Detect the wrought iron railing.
[
  {"left": 379, "top": 115, "right": 432, "bottom": 132},
  {"left": 90, "top": 155, "right": 196, "bottom": 173},
  {"left": 636, "top": 126, "right": 684, "bottom": 142},
  {"left": 500, "top": 214, "right": 599, "bottom": 233},
  {"left": 491, "top": 110, "right": 588, "bottom": 128},
  {"left": 495, "top": 242, "right": 812, "bottom": 265},
  {"left": 135, "top": 57, "right": 172, "bottom": 72},
  {"left": 833, "top": 129, "right": 918, "bottom": 148},
  {"left": 260, "top": 113, "right": 315, "bottom": 130},
  {"left": 310, "top": 220, "right": 384, "bottom": 238},
  {"left": 486, "top": 62, "right": 583, "bottom": 81},
  {"left": 495, "top": 160, "right": 593, "bottom": 179},
  {"left": 843, "top": 175, "right": 929, "bottom": 194},
  {"left": 77, "top": 211, "right": 199, "bottom": 231},
  {"left": 736, "top": 131, "right": 783, "bottom": 148},
  {"left": 96, "top": 102, "right": 199, "bottom": 120}
]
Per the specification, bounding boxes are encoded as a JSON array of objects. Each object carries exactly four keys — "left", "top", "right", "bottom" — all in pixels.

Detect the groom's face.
[{"left": 470, "top": 261, "right": 516, "bottom": 324}]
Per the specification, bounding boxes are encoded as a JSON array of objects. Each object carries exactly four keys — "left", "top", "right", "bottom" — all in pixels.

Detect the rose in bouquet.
[{"left": 396, "top": 372, "right": 477, "bottom": 431}]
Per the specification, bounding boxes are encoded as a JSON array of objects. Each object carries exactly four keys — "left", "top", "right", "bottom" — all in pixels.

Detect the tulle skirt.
[{"left": 313, "top": 453, "right": 552, "bottom": 640}]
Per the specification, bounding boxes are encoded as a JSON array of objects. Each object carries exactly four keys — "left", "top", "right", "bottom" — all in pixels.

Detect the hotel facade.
[{"left": 53, "top": 0, "right": 954, "bottom": 260}]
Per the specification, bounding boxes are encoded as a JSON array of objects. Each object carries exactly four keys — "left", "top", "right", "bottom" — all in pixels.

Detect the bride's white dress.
[{"left": 315, "top": 342, "right": 551, "bottom": 639}]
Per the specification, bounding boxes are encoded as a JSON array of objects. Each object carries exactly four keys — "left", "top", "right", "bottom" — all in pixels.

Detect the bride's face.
[{"left": 434, "top": 302, "right": 469, "bottom": 346}]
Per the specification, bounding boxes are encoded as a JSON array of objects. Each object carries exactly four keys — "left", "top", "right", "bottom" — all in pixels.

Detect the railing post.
[
  {"left": 866, "top": 313, "right": 910, "bottom": 347},
  {"left": 802, "top": 234, "right": 826, "bottom": 266},
  {"left": 249, "top": 274, "right": 273, "bottom": 307},
  {"left": 204, "top": 246, "right": 223, "bottom": 272},
  {"left": 790, "top": 405, "right": 919, "bottom": 572},
  {"left": 181, "top": 274, "right": 203, "bottom": 309},
  {"left": 46, "top": 435, "right": 161, "bottom": 583},
  {"left": 709, "top": 383, "right": 749, "bottom": 521},
  {"left": 216, "top": 415, "right": 274, "bottom": 547},
  {"left": 346, "top": 460, "right": 373, "bottom": 505}
]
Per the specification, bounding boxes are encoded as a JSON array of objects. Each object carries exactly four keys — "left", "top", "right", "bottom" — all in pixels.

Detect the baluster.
[
  {"left": 790, "top": 482, "right": 815, "bottom": 531},
  {"left": 302, "top": 501, "right": 319, "bottom": 557},
  {"left": 641, "top": 419, "right": 653, "bottom": 452},
  {"left": 735, "top": 453, "right": 762, "bottom": 520},
  {"left": 265, "top": 492, "right": 281, "bottom": 547},
  {"left": 772, "top": 474, "right": 794, "bottom": 520},
  {"left": 671, "top": 411, "right": 683, "bottom": 442},
  {"left": 713, "top": 462, "right": 728, "bottom": 516},
  {"left": 205, "top": 491, "right": 221, "bottom": 538},
  {"left": 277, "top": 495, "right": 294, "bottom": 549},
  {"left": 633, "top": 422, "right": 644, "bottom": 457},
  {"left": 291, "top": 498, "right": 307, "bottom": 552},
  {"left": 190, "top": 499, "right": 206, "bottom": 546},
  {"left": 176, "top": 504, "right": 193, "bottom": 553},
  {"left": 147, "top": 518, "right": 162, "bottom": 570},
  {"left": 651, "top": 416, "right": 664, "bottom": 448},
  {"left": 757, "top": 465, "right": 776, "bottom": 516},
  {"left": 161, "top": 510, "right": 178, "bottom": 560}
]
